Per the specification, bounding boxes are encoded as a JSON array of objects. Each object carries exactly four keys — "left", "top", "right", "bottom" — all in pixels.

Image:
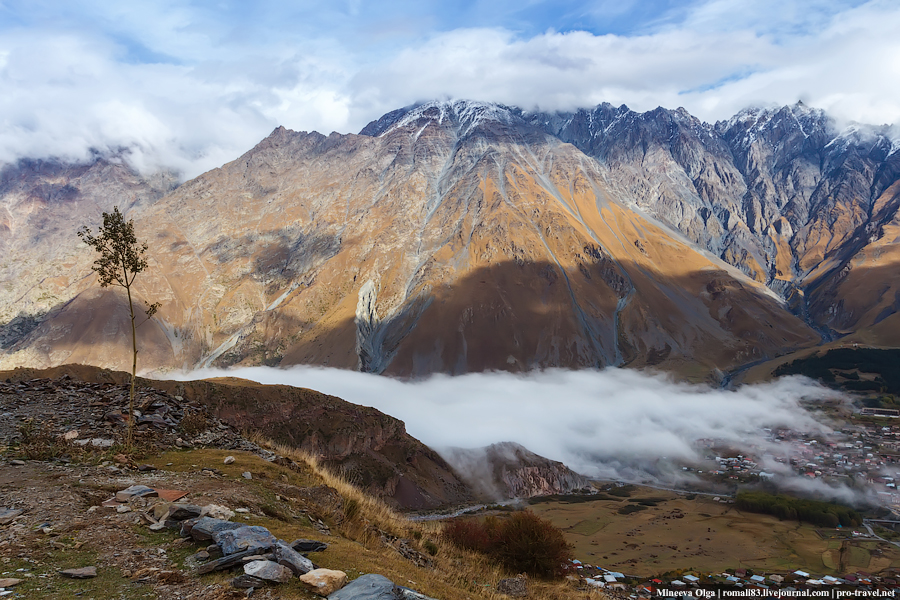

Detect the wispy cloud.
[{"left": 0, "top": 0, "right": 897, "bottom": 177}]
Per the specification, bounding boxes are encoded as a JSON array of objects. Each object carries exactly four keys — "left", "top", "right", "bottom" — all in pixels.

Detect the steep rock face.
[
  {"left": 530, "top": 103, "right": 900, "bottom": 294},
  {"left": 528, "top": 101, "right": 900, "bottom": 340},
  {"left": 441, "top": 442, "right": 594, "bottom": 500}
]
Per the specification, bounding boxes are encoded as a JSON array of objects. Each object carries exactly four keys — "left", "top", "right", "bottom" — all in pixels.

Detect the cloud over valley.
[{"left": 177, "top": 366, "right": 868, "bottom": 502}]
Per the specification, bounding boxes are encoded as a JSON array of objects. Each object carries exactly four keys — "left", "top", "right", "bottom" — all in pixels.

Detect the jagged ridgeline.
[{"left": 2, "top": 100, "right": 900, "bottom": 377}]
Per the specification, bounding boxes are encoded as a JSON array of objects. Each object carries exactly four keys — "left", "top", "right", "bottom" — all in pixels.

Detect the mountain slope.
[
  {"left": 7, "top": 99, "right": 900, "bottom": 376},
  {"left": 529, "top": 102, "right": 900, "bottom": 338}
]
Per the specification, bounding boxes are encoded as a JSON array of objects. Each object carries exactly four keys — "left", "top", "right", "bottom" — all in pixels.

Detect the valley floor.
[{"left": 529, "top": 489, "right": 900, "bottom": 576}]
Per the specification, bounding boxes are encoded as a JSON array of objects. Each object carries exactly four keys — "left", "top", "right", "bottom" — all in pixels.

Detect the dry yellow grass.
[{"left": 254, "top": 437, "right": 609, "bottom": 600}]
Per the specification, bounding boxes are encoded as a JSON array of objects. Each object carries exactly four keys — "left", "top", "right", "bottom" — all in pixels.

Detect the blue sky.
[{"left": 0, "top": 0, "right": 896, "bottom": 176}]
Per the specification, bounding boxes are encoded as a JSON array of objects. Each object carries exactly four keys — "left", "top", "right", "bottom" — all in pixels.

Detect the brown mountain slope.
[
  {"left": 0, "top": 102, "right": 821, "bottom": 377},
  {"left": 802, "top": 179, "right": 900, "bottom": 340},
  {"left": 0, "top": 158, "right": 177, "bottom": 352},
  {"left": 0, "top": 363, "right": 474, "bottom": 510}
]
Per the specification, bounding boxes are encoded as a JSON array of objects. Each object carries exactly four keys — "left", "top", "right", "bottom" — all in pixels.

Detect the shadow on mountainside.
[
  {"left": 274, "top": 258, "right": 824, "bottom": 378},
  {"left": 17, "top": 256, "right": 900, "bottom": 380}
]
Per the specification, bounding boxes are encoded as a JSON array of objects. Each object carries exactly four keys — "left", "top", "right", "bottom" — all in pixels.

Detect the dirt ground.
[
  {"left": 529, "top": 491, "right": 900, "bottom": 576},
  {"left": 0, "top": 449, "right": 342, "bottom": 599}
]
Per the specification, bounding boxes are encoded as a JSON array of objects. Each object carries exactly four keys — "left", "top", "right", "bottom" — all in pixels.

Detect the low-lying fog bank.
[{"left": 173, "top": 366, "right": 871, "bottom": 504}]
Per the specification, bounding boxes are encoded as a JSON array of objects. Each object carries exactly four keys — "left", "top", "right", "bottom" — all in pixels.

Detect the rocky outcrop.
[
  {"left": 441, "top": 442, "right": 594, "bottom": 500},
  {"left": 0, "top": 364, "right": 476, "bottom": 510}
]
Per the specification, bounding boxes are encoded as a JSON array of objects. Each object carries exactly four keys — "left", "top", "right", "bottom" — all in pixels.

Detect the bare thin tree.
[{"left": 78, "top": 206, "right": 160, "bottom": 448}]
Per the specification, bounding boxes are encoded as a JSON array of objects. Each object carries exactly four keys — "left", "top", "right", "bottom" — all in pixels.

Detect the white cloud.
[
  {"left": 173, "top": 365, "right": 869, "bottom": 502},
  {"left": 0, "top": 0, "right": 898, "bottom": 178}
]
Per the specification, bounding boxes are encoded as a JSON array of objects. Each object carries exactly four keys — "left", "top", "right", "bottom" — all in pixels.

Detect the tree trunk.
[{"left": 126, "top": 283, "right": 137, "bottom": 449}]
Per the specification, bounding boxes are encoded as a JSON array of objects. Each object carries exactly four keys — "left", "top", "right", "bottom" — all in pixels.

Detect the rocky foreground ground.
[{"left": 0, "top": 374, "right": 523, "bottom": 600}]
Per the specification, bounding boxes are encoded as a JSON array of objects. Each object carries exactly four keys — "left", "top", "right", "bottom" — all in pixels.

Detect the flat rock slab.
[
  {"left": 188, "top": 517, "right": 244, "bottom": 541},
  {"left": 59, "top": 566, "right": 97, "bottom": 579},
  {"left": 0, "top": 578, "right": 22, "bottom": 587},
  {"left": 167, "top": 503, "right": 203, "bottom": 521},
  {"left": 0, "top": 509, "right": 24, "bottom": 526},
  {"left": 327, "top": 574, "right": 397, "bottom": 600},
  {"left": 115, "top": 485, "right": 157, "bottom": 502},
  {"left": 327, "top": 574, "right": 437, "bottom": 600},
  {"left": 300, "top": 568, "right": 347, "bottom": 597},
  {"left": 213, "top": 525, "right": 276, "bottom": 555},
  {"left": 398, "top": 588, "right": 439, "bottom": 600},
  {"left": 196, "top": 549, "right": 260, "bottom": 575},
  {"left": 275, "top": 540, "right": 314, "bottom": 575},
  {"left": 243, "top": 560, "right": 293, "bottom": 584},
  {"left": 291, "top": 539, "right": 329, "bottom": 553}
]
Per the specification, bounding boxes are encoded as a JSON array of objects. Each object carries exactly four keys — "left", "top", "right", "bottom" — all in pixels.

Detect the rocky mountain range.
[{"left": 2, "top": 100, "right": 899, "bottom": 378}]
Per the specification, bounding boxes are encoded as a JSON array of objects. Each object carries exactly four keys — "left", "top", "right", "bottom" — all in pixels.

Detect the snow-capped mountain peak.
[{"left": 359, "top": 99, "right": 521, "bottom": 138}]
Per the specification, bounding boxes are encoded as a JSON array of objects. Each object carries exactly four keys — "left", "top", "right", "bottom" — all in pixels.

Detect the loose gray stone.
[
  {"left": 291, "top": 539, "right": 328, "bottom": 553},
  {"left": 59, "top": 566, "right": 97, "bottom": 579},
  {"left": 497, "top": 577, "right": 527, "bottom": 597},
  {"left": 213, "top": 525, "right": 276, "bottom": 555},
  {"left": 9, "top": 460, "right": 24, "bottom": 466},
  {"left": 0, "top": 509, "right": 24, "bottom": 526},
  {"left": 196, "top": 549, "right": 260, "bottom": 575},
  {"left": 274, "top": 540, "right": 314, "bottom": 575},
  {"left": 189, "top": 517, "right": 244, "bottom": 541},
  {"left": 327, "top": 574, "right": 399, "bottom": 600},
  {"left": 180, "top": 517, "right": 200, "bottom": 537},
  {"left": 240, "top": 553, "right": 274, "bottom": 563},
  {"left": 115, "top": 485, "right": 157, "bottom": 502},
  {"left": 242, "top": 471, "right": 252, "bottom": 479},
  {"left": 224, "top": 456, "right": 235, "bottom": 465},
  {"left": 398, "top": 588, "right": 439, "bottom": 600},
  {"left": 243, "top": 560, "right": 292, "bottom": 584},
  {"left": 168, "top": 503, "right": 203, "bottom": 521},
  {"left": 231, "top": 574, "right": 266, "bottom": 589}
]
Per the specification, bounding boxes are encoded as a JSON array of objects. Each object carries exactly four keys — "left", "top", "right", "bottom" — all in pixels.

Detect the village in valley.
[{"left": 547, "top": 407, "right": 900, "bottom": 596}]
